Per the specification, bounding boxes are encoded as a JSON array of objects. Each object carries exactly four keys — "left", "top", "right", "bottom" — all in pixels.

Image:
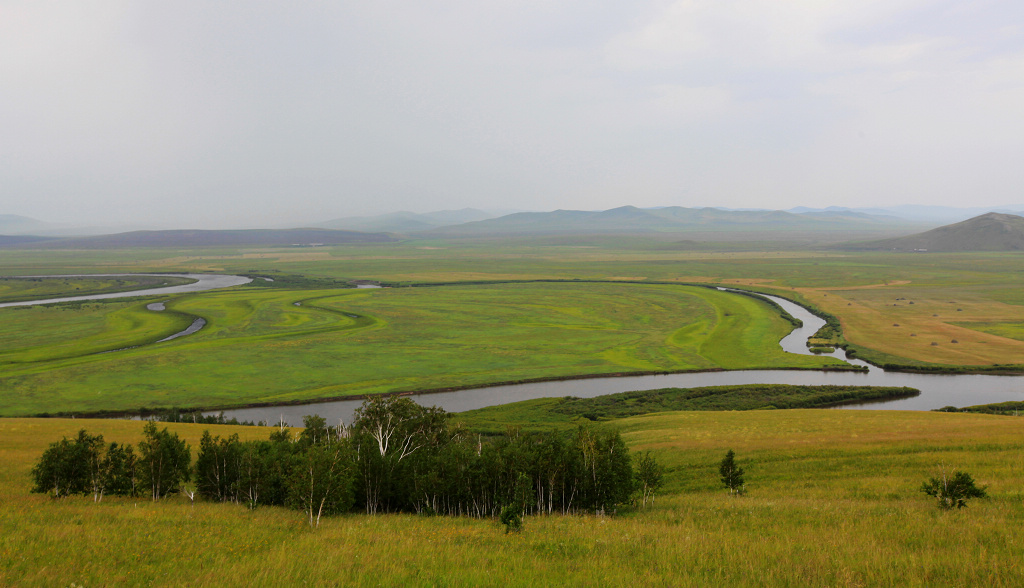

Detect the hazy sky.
[{"left": 3, "top": 1, "right": 1024, "bottom": 228}]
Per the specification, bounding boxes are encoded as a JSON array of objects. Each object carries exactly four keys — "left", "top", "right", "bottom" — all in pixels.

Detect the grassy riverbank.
[{"left": 3, "top": 409, "right": 1023, "bottom": 586}]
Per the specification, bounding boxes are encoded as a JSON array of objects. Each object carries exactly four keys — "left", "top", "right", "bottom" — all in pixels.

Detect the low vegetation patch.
[
  {"left": 935, "top": 400, "right": 1024, "bottom": 416},
  {"left": 455, "top": 384, "right": 919, "bottom": 434}
]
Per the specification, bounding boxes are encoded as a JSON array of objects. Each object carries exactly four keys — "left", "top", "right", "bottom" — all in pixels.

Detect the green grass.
[
  {"left": 453, "top": 385, "right": 921, "bottom": 434},
  {"left": 0, "top": 300, "right": 194, "bottom": 363},
  {"left": 952, "top": 320, "right": 1024, "bottom": 342},
  {"left": 3, "top": 410, "right": 1024, "bottom": 586},
  {"left": 0, "top": 282, "right": 843, "bottom": 416}
]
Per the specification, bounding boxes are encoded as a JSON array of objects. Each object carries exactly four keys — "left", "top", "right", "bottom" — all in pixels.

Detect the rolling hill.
[{"left": 841, "top": 212, "right": 1024, "bottom": 251}]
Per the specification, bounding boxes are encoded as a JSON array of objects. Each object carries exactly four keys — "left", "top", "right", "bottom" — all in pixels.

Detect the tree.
[
  {"left": 75, "top": 430, "right": 108, "bottom": 502},
  {"left": 287, "top": 442, "right": 354, "bottom": 528},
  {"left": 195, "top": 431, "right": 241, "bottom": 502},
  {"left": 921, "top": 469, "right": 987, "bottom": 509},
  {"left": 634, "top": 451, "right": 665, "bottom": 508},
  {"left": 102, "top": 443, "right": 139, "bottom": 497},
  {"left": 138, "top": 421, "right": 191, "bottom": 501},
  {"left": 351, "top": 398, "right": 448, "bottom": 513},
  {"left": 31, "top": 435, "right": 88, "bottom": 498},
  {"left": 719, "top": 449, "right": 745, "bottom": 495}
]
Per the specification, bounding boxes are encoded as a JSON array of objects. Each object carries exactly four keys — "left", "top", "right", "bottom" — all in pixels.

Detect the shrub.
[{"left": 921, "top": 470, "right": 987, "bottom": 509}]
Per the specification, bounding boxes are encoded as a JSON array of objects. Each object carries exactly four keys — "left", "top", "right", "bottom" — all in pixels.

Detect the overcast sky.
[{"left": 2, "top": 0, "right": 1024, "bottom": 229}]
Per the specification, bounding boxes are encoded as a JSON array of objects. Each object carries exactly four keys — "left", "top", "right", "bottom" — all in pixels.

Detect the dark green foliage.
[
  {"left": 934, "top": 401, "right": 1024, "bottom": 416},
  {"left": 720, "top": 449, "right": 745, "bottom": 495},
  {"left": 31, "top": 434, "right": 90, "bottom": 498},
  {"left": 921, "top": 470, "right": 987, "bottom": 509},
  {"left": 138, "top": 421, "right": 191, "bottom": 501},
  {"left": 195, "top": 431, "right": 242, "bottom": 502},
  {"left": 287, "top": 442, "right": 355, "bottom": 527},
  {"left": 500, "top": 472, "right": 530, "bottom": 534},
  {"left": 31, "top": 402, "right": 654, "bottom": 527},
  {"left": 31, "top": 430, "right": 138, "bottom": 500},
  {"left": 102, "top": 443, "right": 139, "bottom": 498},
  {"left": 351, "top": 396, "right": 449, "bottom": 514},
  {"left": 551, "top": 385, "right": 920, "bottom": 420}
]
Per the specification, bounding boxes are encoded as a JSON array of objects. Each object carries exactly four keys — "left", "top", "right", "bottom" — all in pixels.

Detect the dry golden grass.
[
  {"left": 3, "top": 411, "right": 1024, "bottom": 586},
  {"left": 796, "top": 285, "right": 1024, "bottom": 364}
]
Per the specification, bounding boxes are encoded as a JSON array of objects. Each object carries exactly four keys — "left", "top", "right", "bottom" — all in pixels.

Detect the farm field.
[
  {"left": 2, "top": 409, "right": 1023, "bottom": 586},
  {"left": 0, "top": 282, "right": 842, "bottom": 416}
]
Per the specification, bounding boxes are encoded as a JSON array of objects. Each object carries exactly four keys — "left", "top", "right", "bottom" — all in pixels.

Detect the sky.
[{"left": 2, "top": 0, "right": 1024, "bottom": 229}]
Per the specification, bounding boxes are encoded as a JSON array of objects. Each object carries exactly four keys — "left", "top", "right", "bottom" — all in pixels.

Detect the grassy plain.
[
  {"left": 0, "top": 282, "right": 842, "bottom": 416},
  {"left": 3, "top": 410, "right": 1023, "bottom": 586},
  {"left": 2, "top": 242, "right": 1024, "bottom": 419}
]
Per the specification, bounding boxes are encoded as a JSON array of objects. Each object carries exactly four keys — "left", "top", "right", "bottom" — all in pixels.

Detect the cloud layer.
[{"left": 2, "top": 0, "right": 1022, "bottom": 228}]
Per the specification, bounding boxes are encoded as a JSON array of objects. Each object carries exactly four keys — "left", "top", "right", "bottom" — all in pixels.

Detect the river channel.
[
  {"left": 213, "top": 289, "right": 1024, "bottom": 426},
  {"left": 0, "top": 273, "right": 253, "bottom": 308}
]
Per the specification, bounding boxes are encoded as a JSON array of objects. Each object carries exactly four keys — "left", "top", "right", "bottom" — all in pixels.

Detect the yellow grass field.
[{"left": 3, "top": 410, "right": 1023, "bottom": 586}]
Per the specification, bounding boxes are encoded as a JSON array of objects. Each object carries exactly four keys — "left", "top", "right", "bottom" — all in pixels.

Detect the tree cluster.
[
  {"left": 32, "top": 398, "right": 665, "bottom": 528},
  {"left": 31, "top": 421, "right": 189, "bottom": 502}
]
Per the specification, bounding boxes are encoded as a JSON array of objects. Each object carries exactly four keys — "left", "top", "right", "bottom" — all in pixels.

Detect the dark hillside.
[
  {"left": 840, "top": 212, "right": 1024, "bottom": 251},
  {"left": 0, "top": 235, "right": 56, "bottom": 246}
]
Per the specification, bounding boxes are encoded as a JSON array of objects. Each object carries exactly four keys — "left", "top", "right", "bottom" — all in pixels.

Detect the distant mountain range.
[
  {"left": 6, "top": 205, "right": 1024, "bottom": 247},
  {"left": 1, "top": 229, "right": 397, "bottom": 249},
  {"left": 414, "top": 205, "right": 920, "bottom": 238},
  {"left": 841, "top": 213, "right": 1024, "bottom": 252},
  {"left": 316, "top": 208, "right": 504, "bottom": 233}
]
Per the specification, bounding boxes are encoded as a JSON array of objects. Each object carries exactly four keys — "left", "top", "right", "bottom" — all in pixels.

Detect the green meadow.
[
  {"left": 0, "top": 282, "right": 843, "bottom": 416},
  {"left": 3, "top": 409, "right": 1023, "bottom": 586},
  {"left": 2, "top": 241, "right": 1024, "bottom": 416}
]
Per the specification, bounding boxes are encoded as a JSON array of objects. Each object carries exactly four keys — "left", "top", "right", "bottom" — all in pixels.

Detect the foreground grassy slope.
[
  {"left": 0, "top": 282, "right": 842, "bottom": 416},
  {"left": 2, "top": 410, "right": 1022, "bottom": 586}
]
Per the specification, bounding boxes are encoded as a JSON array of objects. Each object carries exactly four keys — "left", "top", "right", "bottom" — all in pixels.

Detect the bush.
[{"left": 921, "top": 470, "right": 987, "bottom": 509}]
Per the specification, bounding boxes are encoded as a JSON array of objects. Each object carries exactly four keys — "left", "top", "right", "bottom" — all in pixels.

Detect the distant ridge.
[
  {"left": 417, "top": 205, "right": 912, "bottom": 238},
  {"left": 840, "top": 213, "right": 1024, "bottom": 251},
  {"left": 5, "top": 228, "right": 398, "bottom": 249},
  {"left": 0, "top": 235, "right": 54, "bottom": 246},
  {"left": 318, "top": 208, "right": 501, "bottom": 233}
]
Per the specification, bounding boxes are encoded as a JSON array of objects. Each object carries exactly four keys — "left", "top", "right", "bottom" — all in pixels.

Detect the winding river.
[
  {"left": 3, "top": 275, "right": 1021, "bottom": 423},
  {"left": 0, "top": 273, "right": 253, "bottom": 308},
  {"left": 214, "top": 289, "right": 1024, "bottom": 426}
]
